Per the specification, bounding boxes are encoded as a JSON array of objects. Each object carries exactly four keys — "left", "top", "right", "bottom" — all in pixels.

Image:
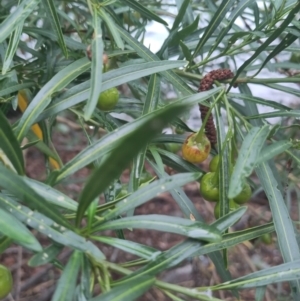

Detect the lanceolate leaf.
[
  {"left": 256, "top": 163, "right": 300, "bottom": 298},
  {"left": 228, "top": 125, "right": 271, "bottom": 198},
  {"left": 213, "top": 259, "right": 300, "bottom": 290},
  {"left": 92, "top": 236, "right": 159, "bottom": 260},
  {"left": 0, "top": 208, "right": 42, "bottom": 252},
  {"left": 229, "top": 1, "right": 300, "bottom": 89},
  {"left": 0, "top": 0, "right": 41, "bottom": 44},
  {"left": 16, "top": 57, "right": 91, "bottom": 141},
  {"left": 103, "top": 173, "right": 201, "bottom": 220},
  {"left": 42, "top": 0, "right": 68, "bottom": 57},
  {"left": 52, "top": 251, "right": 82, "bottom": 301},
  {"left": 84, "top": 12, "right": 103, "bottom": 120},
  {"left": 256, "top": 140, "right": 293, "bottom": 165},
  {"left": 0, "top": 194, "right": 105, "bottom": 262},
  {"left": 93, "top": 215, "right": 221, "bottom": 242},
  {"left": 121, "top": 0, "right": 168, "bottom": 26},
  {"left": 0, "top": 111, "right": 24, "bottom": 175},
  {"left": 0, "top": 165, "right": 71, "bottom": 229},
  {"left": 100, "top": 9, "right": 124, "bottom": 50},
  {"left": 191, "top": 0, "right": 236, "bottom": 60},
  {"left": 90, "top": 276, "right": 155, "bottom": 301},
  {"left": 2, "top": 22, "right": 24, "bottom": 75}
]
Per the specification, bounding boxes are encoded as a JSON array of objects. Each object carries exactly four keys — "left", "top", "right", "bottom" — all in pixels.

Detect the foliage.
[{"left": 0, "top": 0, "right": 300, "bottom": 300}]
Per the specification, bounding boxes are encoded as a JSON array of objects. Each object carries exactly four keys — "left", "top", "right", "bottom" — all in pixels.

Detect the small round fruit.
[
  {"left": 214, "top": 199, "right": 240, "bottom": 219},
  {"left": 165, "top": 143, "right": 181, "bottom": 153},
  {"left": 209, "top": 155, "right": 220, "bottom": 172},
  {"left": 123, "top": 11, "right": 141, "bottom": 26},
  {"left": 97, "top": 87, "right": 119, "bottom": 111},
  {"left": 260, "top": 233, "right": 272, "bottom": 245},
  {"left": 0, "top": 264, "right": 13, "bottom": 299},
  {"left": 182, "top": 133, "right": 211, "bottom": 164},
  {"left": 233, "top": 182, "right": 252, "bottom": 204},
  {"left": 200, "top": 172, "right": 219, "bottom": 202}
]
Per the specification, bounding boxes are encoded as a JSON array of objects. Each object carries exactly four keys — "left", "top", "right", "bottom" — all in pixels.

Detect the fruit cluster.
[{"left": 200, "top": 155, "right": 252, "bottom": 219}]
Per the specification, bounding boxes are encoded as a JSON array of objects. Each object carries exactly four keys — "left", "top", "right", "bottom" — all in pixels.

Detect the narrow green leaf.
[
  {"left": 256, "top": 140, "right": 293, "bottom": 165},
  {"left": 0, "top": 165, "right": 71, "bottom": 229},
  {"left": 143, "top": 74, "right": 160, "bottom": 114},
  {"left": 0, "top": 0, "right": 41, "bottom": 44},
  {"left": 103, "top": 173, "right": 201, "bottom": 220},
  {"left": 256, "top": 163, "right": 300, "bottom": 297},
  {"left": 191, "top": 0, "right": 236, "bottom": 59},
  {"left": 90, "top": 276, "right": 155, "bottom": 301},
  {"left": 213, "top": 259, "right": 300, "bottom": 290},
  {"left": 52, "top": 251, "right": 82, "bottom": 301},
  {"left": 246, "top": 110, "right": 300, "bottom": 119},
  {"left": 0, "top": 208, "right": 42, "bottom": 252},
  {"left": 23, "top": 178, "right": 78, "bottom": 211},
  {"left": 193, "top": 222, "right": 274, "bottom": 257},
  {"left": 121, "top": 0, "right": 167, "bottom": 25},
  {"left": 24, "top": 27, "right": 86, "bottom": 50},
  {"left": 93, "top": 236, "right": 159, "bottom": 260},
  {"left": 84, "top": 13, "right": 103, "bottom": 120},
  {"left": 28, "top": 244, "right": 63, "bottom": 267},
  {"left": 229, "top": 1, "right": 300, "bottom": 89},
  {"left": 0, "top": 111, "right": 24, "bottom": 175},
  {"left": 94, "top": 214, "right": 221, "bottom": 242},
  {"left": 148, "top": 159, "right": 203, "bottom": 221},
  {"left": 207, "top": 0, "right": 253, "bottom": 57},
  {"left": 0, "top": 82, "right": 35, "bottom": 97},
  {"left": 228, "top": 125, "right": 271, "bottom": 198},
  {"left": 115, "top": 240, "right": 205, "bottom": 285},
  {"left": 100, "top": 9, "right": 124, "bottom": 50},
  {"left": 228, "top": 92, "right": 291, "bottom": 111},
  {"left": 0, "top": 194, "right": 105, "bottom": 262},
  {"left": 172, "top": 0, "right": 192, "bottom": 30},
  {"left": 42, "top": 0, "right": 68, "bottom": 57},
  {"left": 16, "top": 57, "right": 91, "bottom": 141},
  {"left": 2, "top": 22, "right": 24, "bottom": 75}
]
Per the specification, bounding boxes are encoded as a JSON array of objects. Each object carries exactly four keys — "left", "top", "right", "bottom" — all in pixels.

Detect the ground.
[{"left": 1, "top": 115, "right": 293, "bottom": 301}]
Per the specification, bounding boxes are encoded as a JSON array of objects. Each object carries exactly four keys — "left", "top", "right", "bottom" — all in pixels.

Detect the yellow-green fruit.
[
  {"left": 233, "top": 182, "right": 252, "bottom": 204},
  {"left": 123, "top": 11, "right": 141, "bottom": 26},
  {"left": 214, "top": 199, "right": 239, "bottom": 219},
  {"left": 97, "top": 87, "right": 119, "bottom": 111},
  {"left": 209, "top": 155, "right": 220, "bottom": 172},
  {"left": 260, "top": 233, "right": 272, "bottom": 245},
  {"left": 200, "top": 172, "right": 219, "bottom": 202},
  {"left": 0, "top": 264, "right": 13, "bottom": 299}
]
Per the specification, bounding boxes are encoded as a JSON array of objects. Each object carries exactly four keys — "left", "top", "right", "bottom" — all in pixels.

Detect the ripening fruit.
[
  {"left": 97, "top": 87, "right": 119, "bottom": 111},
  {"left": 200, "top": 172, "right": 219, "bottom": 202},
  {"left": 182, "top": 133, "right": 211, "bottom": 164},
  {"left": 233, "top": 182, "right": 252, "bottom": 204},
  {"left": 260, "top": 233, "right": 272, "bottom": 245},
  {"left": 0, "top": 264, "right": 13, "bottom": 299},
  {"left": 209, "top": 155, "right": 220, "bottom": 172},
  {"left": 123, "top": 11, "right": 141, "bottom": 26}
]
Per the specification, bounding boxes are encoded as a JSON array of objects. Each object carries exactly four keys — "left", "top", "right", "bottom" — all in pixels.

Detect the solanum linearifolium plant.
[{"left": 0, "top": 0, "right": 300, "bottom": 300}]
